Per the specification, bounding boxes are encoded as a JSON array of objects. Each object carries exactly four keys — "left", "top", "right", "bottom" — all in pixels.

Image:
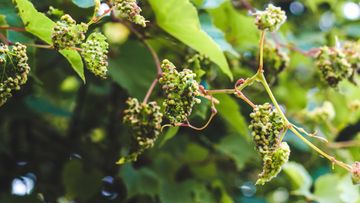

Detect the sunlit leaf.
[
  {"left": 283, "top": 162, "right": 313, "bottom": 198},
  {"left": 148, "top": 0, "right": 233, "bottom": 80},
  {"left": 215, "top": 94, "right": 249, "bottom": 138},
  {"left": 216, "top": 134, "right": 254, "bottom": 170},
  {"left": 13, "top": 0, "right": 85, "bottom": 82},
  {"left": 108, "top": 40, "right": 157, "bottom": 99},
  {"left": 208, "top": 1, "right": 259, "bottom": 50}
]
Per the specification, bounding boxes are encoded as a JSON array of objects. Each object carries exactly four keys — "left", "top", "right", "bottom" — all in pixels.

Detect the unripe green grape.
[
  {"left": 119, "top": 97, "right": 163, "bottom": 164},
  {"left": 306, "top": 101, "right": 335, "bottom": 123},
  {"left": 249, "top": 103, "right": 285, "bottom": 156},
  {"left": 52, "top": 14, "right": 88, "bottom": 50},
  {"left": 81, "top": 32, "right": 109, "bottom": 79},
  {"left": 114, "top": 0, "right": 147, "bottom": 27},
  {"left": 263, "top": 42, "right": 289, "bottom": 83},
  {"left": 254, "top": 4, "right": 287, "bottom": 32},
  {"left": 256, "top": 142, "right": 290, "bottom": 185},
  {"left": 0, "top": 43, "right": 30, "bottom": 107},
  {"left": 315, "top": 46, "right": 352, "bottom": 88},
  {"left": 343, "top": 40, "right": 360, "bottom": 84},
  {"left": 159, "top": 59, "right": 201, "bottom": 125}
]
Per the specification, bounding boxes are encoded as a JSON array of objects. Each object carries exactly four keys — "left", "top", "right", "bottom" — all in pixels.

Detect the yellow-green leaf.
[
  {"left": 13, "top": 0, "right": 85, "bottom": 82},
  {"left": 148, "top": 0, "right": 233, "bottom": 80}
]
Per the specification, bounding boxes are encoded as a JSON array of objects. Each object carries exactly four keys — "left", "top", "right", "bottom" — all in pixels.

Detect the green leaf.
[
  {"left": 216, "top": 134, "right": 254, "bottom": 170},
  {"left": 215, "top": 94, "right": 249, "bottom": 138},
  {"left": 72, "top": 0, "right": 95, "bottom": 8},
  {"left": 119, "top": 164, "right": 160, "bottom": 199},
  {"left": 208, "top": 1, "right": 258, "bottom": 50},
  {"left": 200, "top": 13, "right": 239, "bottom": 57},
  {"left": 313, "top": 174, "right": 360, "bottom": 203},
  {"left": 159, "top": 180, "right": 215, "bottom": 203},
  {"left": 183, "top": 143, "right": 209, "bottom": 163},
  {"left": 283, "top": 162, "right": 313, "bottom": 198},
  {"left": 62, "top": 160, "right": 102, "bottom": 201},
  {"left": 148, "top": 0, "right": 233, "bottom": 80},
  {"left": 0, "top": 15, "right": 8, "bottom": 36},
  {"left": 313, "top": 174, "right": 341, "bottom": 203},
  {"left": 108, "top": 40, "right": 157, "bottom": 99},
  {"left": 13, "top": 0, "right": 85, "bottom": 82},
  {"left": 158, "top": 126, "right": 179, "bottom": 147}
]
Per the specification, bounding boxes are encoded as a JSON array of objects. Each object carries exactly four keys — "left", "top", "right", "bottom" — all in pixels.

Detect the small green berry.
[
  {"left": 0, "top": 43, "right": 30, "bottom": 107},
  {"left": 114, "top": 0, "right": 147, "bottom": 27},
  {"left": 256, "top": 142, "right": 290, "bottom": 185},
  {"left": 315, "top": 46, "right": 352, "bottom": 88},
  {"left": 118, "top": 97, "right": 163, "bottom": 164},
  {"left": 80, "top": 32, "right": 109, "bottom": 79},
  {"left": 254, "top": 4, "right": 287, "bottom": 32},
  {"left": 52, "top": 14, "right": 88, "bottom": 50},
  {"left": 159, "top": 59, "right": 201, "bottom": 125}
]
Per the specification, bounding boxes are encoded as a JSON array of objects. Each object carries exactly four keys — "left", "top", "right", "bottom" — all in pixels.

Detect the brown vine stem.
[
  {"left": 112, "top": 15, "right": 162, "bottom": 104},
  {"left": 206, "top": 89, "right": 235, "bottom": 94},
  {"left": 0, "top": 33, "right": 12, "bottom": 45},
  {"left": 235, "top": 91, "right": 256, "bottom": 108},
  {"left": 0, "top": 26, "right": 26, "bottom": 32},
  {"left": 328, "top": 140, "right": 360, "bottom": 149}
]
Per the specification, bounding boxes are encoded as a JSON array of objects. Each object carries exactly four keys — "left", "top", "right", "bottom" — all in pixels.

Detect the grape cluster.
[
  {"left": 114, "top": 0, "right": 147, "bottom": 27},
  {"left": 81, "top": 32, "right": 109, "bottom": 79},
  {"left": 249, "top": 103, "right": 285, "bottom": 155},
  {"left": 257, "top": 142, "right": 290, "bottom": 185},
  {"left": 159, "top": 59, "right": 201, "bottom": 125},
  {"left": 0, "top": 43, "right": 30, "bottom": 107},
  {"left": 254, "top": 4, "right": 287, "bottom": 32},
  {"left": 249, "top": 103, "right": 290, "bottom": 184},
  {"left": 119, "top": 97, "right": 163, "bottom": 164},
  {"left": 315, "top": 46, "right": 352, "bottom": 87},
  {"left": 263, "top": 43, "right": 289, "bottom": 82},
  {"left": 52, "top": 14, "right": 88, "bottom": 50},
  {"left": 184, "top": 54, "right": 210, "bottom": 81},
  {"left": 343, "top": 41, "right": 360, "bottom": 83},
  {"left": 351, "top": 162, "right": 360, "bottom": 184},
  {"left": 306, "top": 101, "right": 335, "bottom": 123}
]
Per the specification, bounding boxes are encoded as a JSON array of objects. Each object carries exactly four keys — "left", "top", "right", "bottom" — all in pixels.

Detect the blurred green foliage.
[{"left": 0, "top": 0, "right": 359, "bottom": 203}]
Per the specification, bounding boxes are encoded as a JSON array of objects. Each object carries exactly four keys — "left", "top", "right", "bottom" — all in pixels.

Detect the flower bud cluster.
[
  {"left": 249, "top": 103, "right": 285, "bottom": 155},
  {"left": 254, "top": 4, "right": 286, "bottom": 32},
  {"left": 114, "top": 0, "right": 147, "bottom": 27},
  {"left": 351, "top": 162, "right": 360, "bottom": 184},
  {"left": 306, "top": 101, "right": 335, "bottom": 122},
  {"left": 159, "top": 59, "right": 201, "bottom": 125},
  {"left": 119, "top": 97, "right": 162, "bottom": 164},
  {"left": 81, "top": 32, "right": 109, "bottom": 79},
  {"left": 52, "top": 14, "right": 88, "bottom": 50},
  {"left": 343, "top": 40, "right": 360, "bottom": 83},
  {"left": 0, "top": 43, "right": 30, "bottom": 107},
  {"left": 256, "top": 142, "right": 290, "bottom": 185},
  {"left": 315, "top": 46, "right": 352, "bottom": 87},
  {"left": 249, "top": 103, "right": 290, "bottom": 184},
  {"left": 263, "top": 43, "right": 289, "bottom": 82}
]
